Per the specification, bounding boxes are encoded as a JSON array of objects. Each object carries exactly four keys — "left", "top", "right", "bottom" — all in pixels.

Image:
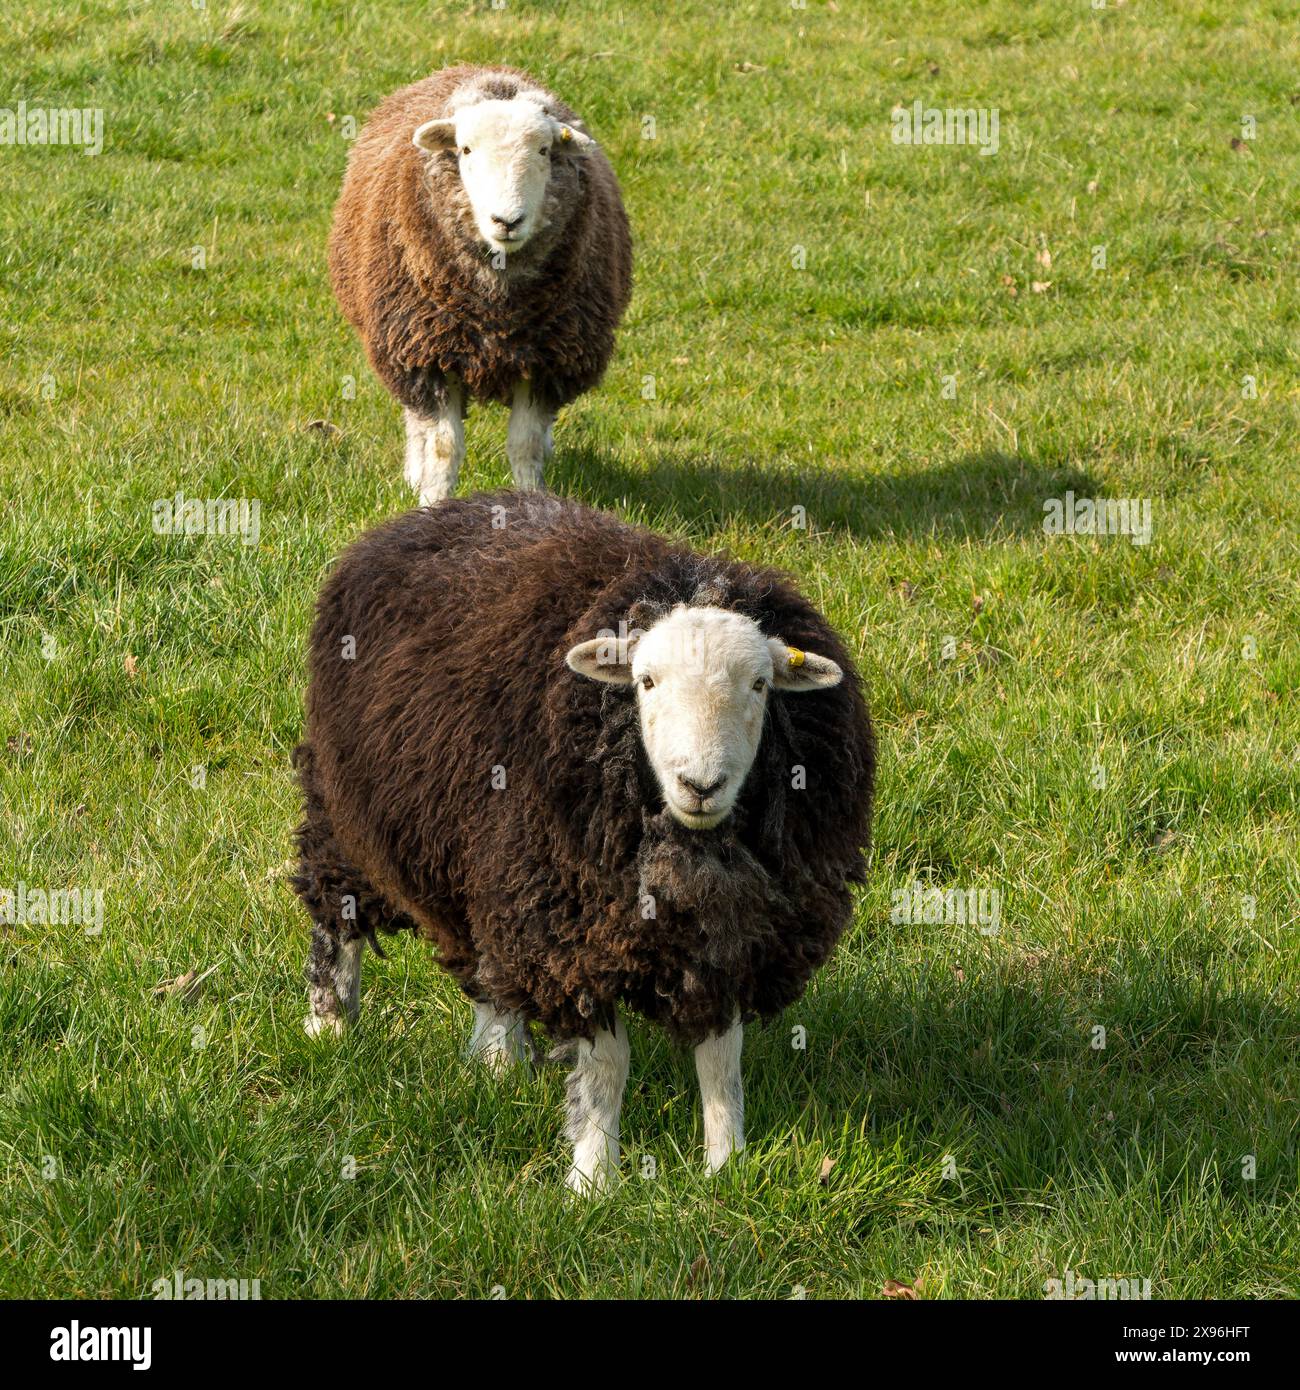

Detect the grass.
[{"left": 1, "top": 0, "right": 1298, "bottom": 1299}]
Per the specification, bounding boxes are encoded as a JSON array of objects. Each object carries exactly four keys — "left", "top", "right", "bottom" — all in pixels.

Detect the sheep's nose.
[
  {"left": 492, "top": 212, "right": 525, "bottom": 233},
  {"left": 678, "top": 774, "right": 725, "bottom": 801}
]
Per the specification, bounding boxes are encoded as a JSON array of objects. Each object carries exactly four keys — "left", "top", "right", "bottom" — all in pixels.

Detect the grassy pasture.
[{"left": 0, "top": 0, "right": 1297, "bottom": 1297}]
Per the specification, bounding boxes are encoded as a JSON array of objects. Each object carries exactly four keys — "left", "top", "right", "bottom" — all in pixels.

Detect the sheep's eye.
[
  {"left": 540, "top": 146, "right": 551, "bottom": 157},
  {"left": 752, "top": 677, "right": 766, "bottom": 691},
  {"left": 459, "top": 145, "right": 471, "bottom": 156},
  {"left": 639, "top": 674, "right": 655, "bottom": 691}
]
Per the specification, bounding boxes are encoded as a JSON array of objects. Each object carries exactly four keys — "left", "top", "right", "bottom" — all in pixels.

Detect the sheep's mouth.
[
  {"left": 665, "top": 799, "right": 730, "bottom": 832},
  {"left": 486, "top": 230, "right": 531, "bottom": 254}
]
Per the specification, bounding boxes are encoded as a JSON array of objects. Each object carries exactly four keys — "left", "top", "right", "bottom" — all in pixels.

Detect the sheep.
[
  {"left": 292, "top": 491, "right": 875, "bottom": 1193},
  {"left": 328, "top": 65, "right": 632, "bottom": 506}
]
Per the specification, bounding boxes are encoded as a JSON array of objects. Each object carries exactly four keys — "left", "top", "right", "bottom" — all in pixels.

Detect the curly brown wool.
[
  {"left": 292, "top": 492, "right": 875, "bottom": 1045},
  {"left": 328, "top": 65, "right": 632, "bottom": 418}
]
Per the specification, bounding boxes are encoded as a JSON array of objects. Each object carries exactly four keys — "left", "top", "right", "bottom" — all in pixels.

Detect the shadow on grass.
[
  {"left": 553, "top": 443, "right": 1099, "bottom": 542},
  {"left": 736, "top": 957, "right": 1298, "bottom": 1200}
]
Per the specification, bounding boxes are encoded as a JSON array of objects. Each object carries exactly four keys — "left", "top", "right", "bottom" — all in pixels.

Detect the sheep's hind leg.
[
  {"left": 694, "top": 1015, "right": 744, "bottom": 1173},
  {"left": 305, "top": 924, "right": 363, "bottom": 1040},
  {"left": 506, "top": 382, "right": 555, "bottom": 490},
  {"left": 468, "top": 1001, "right": 535, "bottom": 1074},
  {"left": 293, "top": 743, "right": 411, "bottom": 1040},
  {"left": 564, "top": 1014, "right": 629, "bottom": 1196},
  {"left": 404, "top": 388, "right": 464, "bottom": 506}
]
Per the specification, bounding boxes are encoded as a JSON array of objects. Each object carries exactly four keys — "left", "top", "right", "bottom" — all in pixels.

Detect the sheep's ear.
[
  {"left": 565, "top": 636, "right": 635, "bottom": 684},
  {"left": 767, "top": 638, "right": 842, "bottom": 692},
  {"left": 412, "top": 118, "right": 457, "bottom": 152},
  {"left": 551, "top": 120, "right": 595, "bottom": 155}
]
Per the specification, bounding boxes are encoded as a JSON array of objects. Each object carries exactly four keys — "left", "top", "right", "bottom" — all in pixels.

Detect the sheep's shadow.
[
  {"left": 704, "top": 961, "right": 1300, "bottom": 1199},
  {"left": 553, "top": 443, "right": 1098, "bottom": 543}
]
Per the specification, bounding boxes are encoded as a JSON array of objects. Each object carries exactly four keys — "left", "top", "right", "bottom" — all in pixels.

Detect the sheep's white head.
[
  {"left": 412, "top": 97, "right": 594, "bottom": 256},
  {"left": 566, "top": 605, "right": 843, "bottom": 831}
]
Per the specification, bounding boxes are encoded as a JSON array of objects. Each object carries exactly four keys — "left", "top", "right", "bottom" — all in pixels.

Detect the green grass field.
[{"left": 1, "top": 0, "right": 1297, "bottom": 1299}]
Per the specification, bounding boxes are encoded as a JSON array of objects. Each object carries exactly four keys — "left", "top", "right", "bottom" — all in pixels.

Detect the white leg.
[
  {"left": 695, "top": 1016, "right": 744, "bottom": 1172},
  {"left": 304, "top": 929, "right": 363, "bottom": 1039},
  {"left": 403, "top": 408, "right": 426, "bottom": 490},
  {"left": 468, "top": 1001, "right": 534, "bottom": 1074},
  {"left": 564, "top": 1015, "right": 629, "bottom": 1195},
  {"left": 404, "top": 391, "right": 464, "bottom": 506},
  {"left": 506, "top": 382, "right": 554, "bottom": 490}
]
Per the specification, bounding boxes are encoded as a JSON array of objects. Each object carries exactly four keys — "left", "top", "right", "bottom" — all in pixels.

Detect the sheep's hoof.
[
  {"left": 705, "top": 1140, "right": 744, "bottom": 1175},
  {"left": 476, "top": 1047, "right": 525, "bottom": 1077},
  {"left": 509, "top": 461, "right": 545, "bottom": 491},
  {"left": 303, "top": 1012, "right": 347, "bottom": 1040},
  {"left": 471, "top": 1031, "right": 537, "bottom": 1075},
  {"left": 565, "top": 1163, "right": 618, "bottom": 1198}
]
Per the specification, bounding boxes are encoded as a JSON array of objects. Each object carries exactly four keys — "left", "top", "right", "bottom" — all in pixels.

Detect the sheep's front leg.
[
  {"left": 304, "top": 926, "right": 362, "bottom": 1039},
  {"left": 468, "top": 1001, "right": 535, "bottom": 1074},
  {"left": 506, "top": 382, "right": 555, "bottom": 490},
  {"left": 564, "top": 1015, "right": 629, "bottom": 1195},
  {"left": 404, "top": 387, "right": 464, "bottom": 506},
  {"left": 695, "top": 1016, "right": 744, "bottom": 1172}
]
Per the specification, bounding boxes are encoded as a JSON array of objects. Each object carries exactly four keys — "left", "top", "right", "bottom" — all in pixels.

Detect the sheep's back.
[{"left": 302, "top": 494, "right": 663, "bottom": 910}]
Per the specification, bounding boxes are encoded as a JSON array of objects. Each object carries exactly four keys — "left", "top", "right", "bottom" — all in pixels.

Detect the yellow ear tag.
[
  {"left": 787, "top": 647, "right": 806, "bottom": 668},
  {"left": 561, "top": 127, "right": 572, "bottom": 142}
]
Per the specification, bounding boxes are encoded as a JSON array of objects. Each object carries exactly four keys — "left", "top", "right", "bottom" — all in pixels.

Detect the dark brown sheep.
[
  {"left": 293, "top": 492, "right": 874, "bottom": 1191},
  {"left": 328, "top": 66, "right": 632, "bottom": 504}
]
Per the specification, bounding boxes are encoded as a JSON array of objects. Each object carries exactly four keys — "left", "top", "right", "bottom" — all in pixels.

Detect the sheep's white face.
[
  {"left": 566, "top": 606, "right": 844, "bottom": 831},
  {"left": 412, "top": 98, "right": 593, "bottom": 256}
]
